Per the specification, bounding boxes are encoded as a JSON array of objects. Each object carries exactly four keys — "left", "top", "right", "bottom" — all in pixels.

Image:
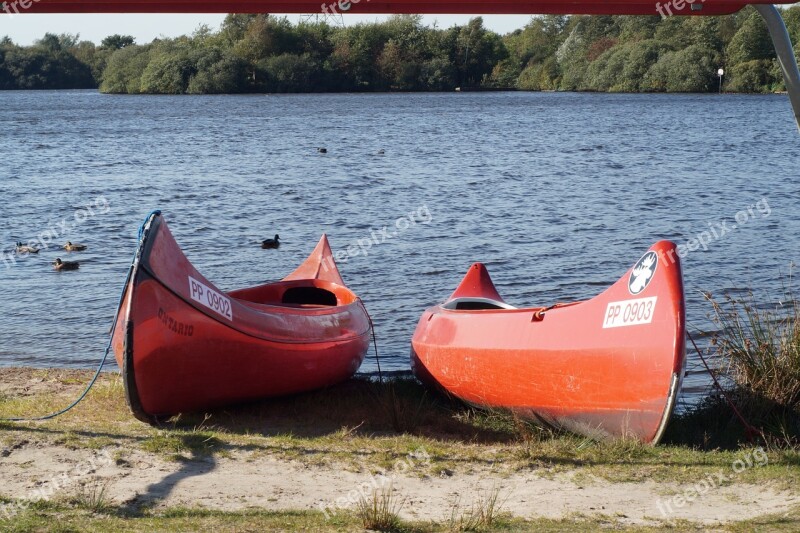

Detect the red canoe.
[
  {"left": 411, "top": 241, "right": 686, "bottom": 444},
  {"left": 111, "top": 212, "right": 370, "bottom": 423}
]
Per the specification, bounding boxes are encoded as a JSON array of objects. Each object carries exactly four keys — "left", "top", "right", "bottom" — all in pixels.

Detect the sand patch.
[{"left": 1, "top": 442, "right": 797, "bottom": 526}]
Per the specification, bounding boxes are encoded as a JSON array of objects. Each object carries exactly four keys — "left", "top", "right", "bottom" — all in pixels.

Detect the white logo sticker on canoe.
[
  {"left": 628, "top": 251, "right": 658, "bottom": 295},
  {"left": 603, "top": 297, "right": 657, "bottom": 328},
  {"left": 189, "top": 276, "right": 233, "bottom": 321}
]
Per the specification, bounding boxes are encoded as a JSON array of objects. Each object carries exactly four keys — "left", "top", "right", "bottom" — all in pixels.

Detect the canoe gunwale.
[
  {"left": 435, "top": 300, "right": 585, "bottom": 316},
  {"left": 119, "top": 213, "right": 158, "bottom": 424},
  {"left": 136, "top": 214, "right": 371, "bottom": 344},
  {"left": 135, "top": 266, "right": 372, "bottom": 344}
]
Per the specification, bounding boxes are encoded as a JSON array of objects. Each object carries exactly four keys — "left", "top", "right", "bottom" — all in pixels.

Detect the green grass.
[
  {"left": 140, "top": 431, "right": 224, "bottom": 461},
  {"left": 2, "top": 369, "right": 800, "bottom": 487}
]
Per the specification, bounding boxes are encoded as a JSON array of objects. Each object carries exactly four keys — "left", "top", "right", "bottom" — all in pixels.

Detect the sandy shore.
[
  {"left": 1, "top": 368, "right": 798, "bottom": 529},
  {"left": 2, "top": 443, "right": 798, "bottom": 526}
]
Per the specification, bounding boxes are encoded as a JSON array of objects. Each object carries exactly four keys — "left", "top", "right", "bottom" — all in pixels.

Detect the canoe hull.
[
  {"left": 112, "top": 213, "right": 370, "bottom": 422},
  {"left": 411, "top": 241, "right": 685, "bottom": 444}
]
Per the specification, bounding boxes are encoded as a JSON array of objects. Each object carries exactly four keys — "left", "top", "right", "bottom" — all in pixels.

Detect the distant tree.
[
  {"left": 555, "top": 24, "right": 588, "bottom": 90},
  {"left": 328, "top": 23, "right": 391, "bottom": 90},
  {"left": 516, "top": 56, "right": 559, "bottom": 90},
  {"left": 37, "top": 33, "right": 63, "bottom": 52},
  {"left": 454, "top": 18, "right": 508, "bottom": 87},
  {"left": 0, "top": 38, "right": 15, "bottom": 89},
  {"left": 101, "top": 35, "right": 136, "bottom": 50},
  {"left": 187, "top": 48, "right": 249, "bottom": 93},
  {"left": 643, "top": 45, "right": 716, "bottom": 92},
  {"left": 509, "top": 15, "right": 569, "bottom": 67},
  {"left": 100, "top": 45, "right": 152, "bottom": 93},
  {"left": 262, "top": 52, "right": 319, "bottom": 92},
  {"left": 726, "top": 10, "right": 775, "bottom": 65},
  {"left": 220, "top": 14, "right": 259, "bottom": 45},
  {"left": 726, "top": 59, "right": 778, "bottom": 93},
  {"left": 725, "top": 9, "right": 778, "bottom": 91},
  {"left": 653, "top": 16, "right": 695, "bottom": 49},
  {"left": 617, "top": 16, "right": 660, "bottom": 41},
  {"left": 783, "top": 5, "right": 800, "bottom": 45},
  {"left": 233, "top": 15, "right": 298, "bottom": 72},
  {"left": 5, "top": 9, "right": 795, "bottom": 95},
  {"left": 70, "top": 40, "right": 103, "bottom": 84},
  {"left": 419, "top": 56, "right": 456, "bottom": 90},
  {"left": 2, "top": 33, "right": 94, "bottom": 89},
  {"left": 587, "top": 40, "right": 667, "bottom": 92},
  {"left": 139, "top": 46, "right": 194, "bottom": 94}
]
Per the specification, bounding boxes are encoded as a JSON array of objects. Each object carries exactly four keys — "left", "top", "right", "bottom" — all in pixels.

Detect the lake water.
[{"left": 1, "top": 90, "right": 798, "bottom": 409}]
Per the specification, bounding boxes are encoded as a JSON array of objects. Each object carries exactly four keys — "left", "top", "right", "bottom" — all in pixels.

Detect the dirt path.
[{"left": 1, "top": 442, "right": 797, "bottom": 526}]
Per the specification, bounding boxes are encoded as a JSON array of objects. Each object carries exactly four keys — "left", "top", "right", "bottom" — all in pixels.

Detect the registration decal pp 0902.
[
  {"left": 189, "top": 276, "right": 233, "bottom": 321},
  {"left": 603, "top": 297, "right": 657, "bottom": 328}
]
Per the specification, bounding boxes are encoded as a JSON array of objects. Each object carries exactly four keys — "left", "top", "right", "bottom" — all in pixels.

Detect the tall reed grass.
[{"left": 701, "top": 283, "right": 800, "bottom": 445}]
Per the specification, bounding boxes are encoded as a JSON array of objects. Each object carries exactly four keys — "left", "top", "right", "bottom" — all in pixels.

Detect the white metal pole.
[{"left": 754, "top": 4, "right": 800, "bottom": 132}]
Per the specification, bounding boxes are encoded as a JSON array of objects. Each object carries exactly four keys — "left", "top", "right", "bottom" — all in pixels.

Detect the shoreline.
[
  {"left": 1, "top": 368, "right": 799, "bottom": 531},
  {"left": 0, "top": 88, "right": 791, "bottom": 96}
]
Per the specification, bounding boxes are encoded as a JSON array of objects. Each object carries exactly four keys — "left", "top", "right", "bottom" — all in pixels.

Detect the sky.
[{"left": 0, "top": 14, "right": 534, "bottom": 45}]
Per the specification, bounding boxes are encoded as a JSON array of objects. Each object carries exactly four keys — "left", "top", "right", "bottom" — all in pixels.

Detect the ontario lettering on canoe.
[{"left": 158, "top": 307, "right": 195, "bottom": 336}]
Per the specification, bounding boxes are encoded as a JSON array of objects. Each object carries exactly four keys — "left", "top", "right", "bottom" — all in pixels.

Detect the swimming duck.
[
  {"left": 63, "top": 241, "right": 88, "bottom": 252},
  {"left": 318, "top": 148, "right": 327, "bottom": 154},
  {"left": 53, "top": 258, "right": 80, "bottom": 271},
  {"left": 15, "top": 242, "right": 39, "bottom": 254},
  {"left": 377, "top": 149, "right": 385, "bottom": 155},
  {"left": 261, "top": 235, "right": 280, "bottom": 249}
]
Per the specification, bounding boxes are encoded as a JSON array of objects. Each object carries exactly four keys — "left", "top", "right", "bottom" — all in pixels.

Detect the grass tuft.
[
  {"left": 699, "top": 286, "right": 800, "bottom": 448},
  {"left": 355, "top": 483, "right": 404, "bottom": 532},
  {"left": 447, "top": 486, "right": 506, "bottom": 532},
  {"left": 66, "top": 477, "right": 112, "bottom": 514},
  {"left": 707, "top": 289, "right": 800, "bottom": 411}
]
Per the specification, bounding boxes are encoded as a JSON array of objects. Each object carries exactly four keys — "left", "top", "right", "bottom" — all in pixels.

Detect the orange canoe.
[
  {"left": 111, "top": 212, "right": 370, "bottom": 423},
  {"left": 411, "top": 241, "right": 686, "bottom": 444}
]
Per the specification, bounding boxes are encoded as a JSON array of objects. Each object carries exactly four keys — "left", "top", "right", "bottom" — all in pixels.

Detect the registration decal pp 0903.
[
  {"left": 603, "top": 297, "right": 657, "bottom": 328},
  {"left": 189, "top": 276, "right": 233, "bottom": 321}
]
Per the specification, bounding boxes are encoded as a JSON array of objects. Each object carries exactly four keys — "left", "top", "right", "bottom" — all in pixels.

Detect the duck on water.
[
  {"left": 262, "top": 235, "right": 280, "bottom": 249},
  {"left": 63, "top": 241, "right": 88, "bottom": 252},
  {"left": 15, "top": 242, "right": 39, "bottom": 254},
  {"left": 53, "top": 258, "right": 79, "bottom": 271}
]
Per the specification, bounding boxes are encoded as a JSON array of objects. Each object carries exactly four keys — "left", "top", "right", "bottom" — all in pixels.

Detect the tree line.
[{"left": 1, "top": 8, "right": 798, "bottom": 94}]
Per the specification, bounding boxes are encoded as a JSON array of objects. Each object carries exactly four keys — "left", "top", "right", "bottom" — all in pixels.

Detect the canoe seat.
[
  {"left": 443, "top": 297, "right": 517, "bottom": 311},
  {"left": 282, "top": 286, "right": 338, "bottom": 307}
]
